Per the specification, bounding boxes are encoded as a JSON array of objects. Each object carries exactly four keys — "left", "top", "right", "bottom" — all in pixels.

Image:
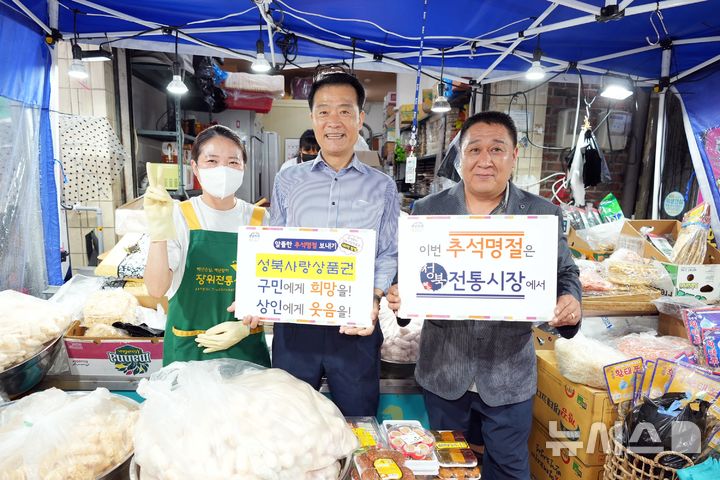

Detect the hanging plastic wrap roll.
[
  {"left": 134, "top": 359, "right": 358, "bottom": 480},
  {"left": 0, "top": 98, "right": 48, "bottom": 296},
  {"left": 0, "top": 388, "right": 138, "bottom": 479}
]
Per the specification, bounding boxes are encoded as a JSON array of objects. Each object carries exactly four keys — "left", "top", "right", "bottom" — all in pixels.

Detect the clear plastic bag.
[
  {"left": 0, "top": 388, "right": 138, "bottom": 480},
  {"left": 673, "top": 203, "right": 712, "bottom": 265},
  {"left": 615, "top": 332, "right": 695, "bottom": 362},
  {"left": 652, "top": 296, "right": 707, "bottom": 318},
  {"left": 134, "top": 359, "right": 359, "bottom": 480},
  {"left": 379, "top": 299, "right": 421, "bottom": 363},
  {"left": 576, "top": 220, "right": 624, "bottom": 251},
  {"left": 0, "top": 290, "right": 72, "bottom": 372},
  {"left": 555, "top": 333, "right": 629, "bottom": 388}
]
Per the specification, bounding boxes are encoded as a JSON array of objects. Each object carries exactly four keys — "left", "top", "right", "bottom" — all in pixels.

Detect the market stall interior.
[{"left": 2, "top": 0, "right": 720, "bottom": 479}]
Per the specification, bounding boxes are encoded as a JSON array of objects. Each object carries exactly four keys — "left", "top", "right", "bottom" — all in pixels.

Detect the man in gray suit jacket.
[{"left": 387, "top": 111, "right": 581, "bottom": 479}]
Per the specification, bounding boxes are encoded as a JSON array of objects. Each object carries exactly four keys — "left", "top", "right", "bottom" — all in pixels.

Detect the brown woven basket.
[{"left": 603, "top": 425, "right": 695, "bottom": 480}]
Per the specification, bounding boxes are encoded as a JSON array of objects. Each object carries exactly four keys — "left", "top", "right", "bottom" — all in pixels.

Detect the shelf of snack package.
[{"left": 568, "top": 201, "right": 720, "bottom": 317}]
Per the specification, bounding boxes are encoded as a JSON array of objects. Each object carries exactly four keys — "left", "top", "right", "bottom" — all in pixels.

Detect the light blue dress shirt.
[{"left": 270, "top": 153, "right": 399, "bottom": 293}]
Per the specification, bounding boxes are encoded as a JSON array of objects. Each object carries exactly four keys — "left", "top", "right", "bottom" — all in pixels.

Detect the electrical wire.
[
  {"left": 515, "top": 171, "right": 565, "bottom": 188},
  {"left": 182, "top": 7, "right": 256, "bottom": 27},
  {"left": 275, "top": 0, "right": 533, "bottom": 44}
]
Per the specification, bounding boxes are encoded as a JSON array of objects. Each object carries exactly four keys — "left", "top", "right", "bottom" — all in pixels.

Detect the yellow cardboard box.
[
  {"left": 529, "top": 420, "right": 605, "bottom": 480},
  {"left": 534, "top": 350, "right": 617, "bottom": 466}
]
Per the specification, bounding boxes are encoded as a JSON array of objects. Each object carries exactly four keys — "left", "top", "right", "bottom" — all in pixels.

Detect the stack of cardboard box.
[{"left": 529, "top": 350, "right": 617, "bottom": 480}]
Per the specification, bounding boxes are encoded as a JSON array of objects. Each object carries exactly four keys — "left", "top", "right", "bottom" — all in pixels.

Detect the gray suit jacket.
[{"left": 412, "top": 181, "right": 581, "bottom": 407}]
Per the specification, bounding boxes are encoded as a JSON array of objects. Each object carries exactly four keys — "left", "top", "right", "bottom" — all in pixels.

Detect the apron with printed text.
[{"left": 163, "top": 200, "right": 270, "bottom": 367}]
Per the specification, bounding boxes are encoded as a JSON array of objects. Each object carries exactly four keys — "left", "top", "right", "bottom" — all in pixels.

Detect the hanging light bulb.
[
  {"left": 526, "top": 48, "right": 546, "bottom": 81},
  {"left": 252, "top": 24, "right": 272, "bottom": 73},
  {"left": 431, "top": 83, "right": 451, "bottom": 113},
  {"left": 601, "top": 75, "right": 633, "bottom": 100},
  {"left": 68, "top": 42, "right": 88, "bottom": 79},
  {"left": 68, "top": 58, "right": 89, "bottom": 79},
  {"left": 167, "top": 69, "right": 188, "bottom": 95},
  {"left": 252, "top": 39, "right": 271, "bottom": 73},
  {"left": 166, "top": 30, "right": 188, "bottom": 95},
  {"left": 431, "top": 48, "right": 451, "bottom": 114},
  {"left": 525, "top": 32, "right": 546, "bottom": 81},
  {"left": 67, "top": 12, "right": 88, "bottom": 79}
]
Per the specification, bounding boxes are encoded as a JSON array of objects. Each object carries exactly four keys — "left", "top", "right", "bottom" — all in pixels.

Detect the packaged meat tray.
[
  {"left": 353, "top": 448, "right": 415, "bottom": 479},
  {"left": 381, "top": 420, "right": 440, "bottom": 476}
]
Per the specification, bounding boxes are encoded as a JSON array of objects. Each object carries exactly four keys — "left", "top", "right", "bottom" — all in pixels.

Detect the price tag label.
[
  {"left": 400, "top": 432, "right": 423, "bottom": 445},
  {"left": 405, "top": 155, "right": 417, "bottom": 184},
  {"left": 436, "top": 441, "right": 469, "bottom": 450},
  {"left": 352, "top": 428, "right": 377, "bottom": 448}
]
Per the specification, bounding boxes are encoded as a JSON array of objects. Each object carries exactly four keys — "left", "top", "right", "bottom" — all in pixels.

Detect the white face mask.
[{"left": 197, "top": 166, "right": 245, "bottom": 200}]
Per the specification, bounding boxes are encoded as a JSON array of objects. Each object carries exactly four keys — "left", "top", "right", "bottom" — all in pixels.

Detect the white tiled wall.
[
  {"left": 488, "top": 80, "right": 549, "bottom": 195},
  {"left": 57, "top": 42, "right": 122, "bottom": 272}
]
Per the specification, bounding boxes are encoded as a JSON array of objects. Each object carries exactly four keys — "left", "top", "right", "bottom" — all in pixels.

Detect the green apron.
[{"left": 163, "top": 200, "right": 270, "bottom": 367}]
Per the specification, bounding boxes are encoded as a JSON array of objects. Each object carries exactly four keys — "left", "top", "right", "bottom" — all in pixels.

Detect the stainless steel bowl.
[
  {"left": 0, "top": 334, "right": 64, "bottom": 400},
  {"left": 130, "top": 454, "right": 354, "bottom": 479},
  {"left": 380, "top": 359, "right": 416, "bottom": 379},
  {"left": 0, "top": 391, "right": 139, "bottom": 479}
]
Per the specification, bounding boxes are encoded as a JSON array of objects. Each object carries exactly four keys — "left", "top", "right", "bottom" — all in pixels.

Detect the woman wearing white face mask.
[{"left": 144, "top": 125, "right": 270, "bottom": 367}]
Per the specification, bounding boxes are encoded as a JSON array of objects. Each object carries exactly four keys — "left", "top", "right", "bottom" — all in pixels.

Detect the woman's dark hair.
[
  {"left": 191, "top": 124, "right": 247, "bottom": 164},
  {"left": 299, "top": 129, "right": 319, "bottom": 151}
]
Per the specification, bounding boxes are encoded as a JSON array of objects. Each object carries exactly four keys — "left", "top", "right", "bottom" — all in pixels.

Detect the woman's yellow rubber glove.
[
  {"left": 143, "top": 166, "right": 177, "bottom": 241},
  {"left": 195, "top": 321, "right": 251, "bottom": 353}
]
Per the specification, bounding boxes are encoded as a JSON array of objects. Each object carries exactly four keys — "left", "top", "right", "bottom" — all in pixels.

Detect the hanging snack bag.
[
  {"left": 599, "top": 193, "right": 624, "bottom": 223},
  {"left": 672, "top": 203, "right": 711, "bottom": 265}
]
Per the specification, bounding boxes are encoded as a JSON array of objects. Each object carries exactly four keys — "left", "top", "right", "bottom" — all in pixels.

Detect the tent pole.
[
  {"left": 651, "top": 47, "right": 672, "bottom": 219},
  {"left": 474, "top": 3, "right": 557, "bottom": 83},
  {"left": 11, "top": 0, "right": 52, "bottom": 34},
  {"left": 672, "top": 53, "right": 720, "bottom": 83}
]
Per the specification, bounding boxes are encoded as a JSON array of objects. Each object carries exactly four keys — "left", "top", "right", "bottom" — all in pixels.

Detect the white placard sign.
[
  {"left": 235, "top": 226, "right": 377, "bottom": 327},
  {"left": 398, "top": 215, "right": 558, "bottom": 321}
]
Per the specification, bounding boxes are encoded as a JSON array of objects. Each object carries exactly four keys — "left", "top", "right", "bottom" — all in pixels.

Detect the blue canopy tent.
[{"left": 2, "top": 0, "right": 719, "bottom": 291}]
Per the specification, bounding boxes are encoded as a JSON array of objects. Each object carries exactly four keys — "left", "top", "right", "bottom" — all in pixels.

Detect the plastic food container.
[
  {"left": 430, "top": 431, "right": 477, "bottom": 467},
  {"left": 381, "top": 420, "right": 439, "bottom": 476},
  {"left": 347, "top": 416, "right": 388, "bottom": 451},
  {"left": 353, "top": 448, "right": 415, "bottom": 479}
]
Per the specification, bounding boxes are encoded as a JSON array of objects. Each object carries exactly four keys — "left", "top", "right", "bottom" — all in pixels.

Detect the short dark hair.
[
  {"left": 191, "top": 124, "right": 247, "bottom": 164},
  {"left": 308, "top": 72, "right": 366, "bottom": 110},
  {"left": 459, "top": 111, "right": 518, "bottom": 149},
  {"left": 299, "top": 129, "right": 319, "bottom": 150}
]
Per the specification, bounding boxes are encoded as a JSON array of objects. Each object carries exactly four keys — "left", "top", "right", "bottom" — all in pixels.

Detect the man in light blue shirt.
[{"left": 269, "top": 72, "right": 399, "bottom": 416}]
